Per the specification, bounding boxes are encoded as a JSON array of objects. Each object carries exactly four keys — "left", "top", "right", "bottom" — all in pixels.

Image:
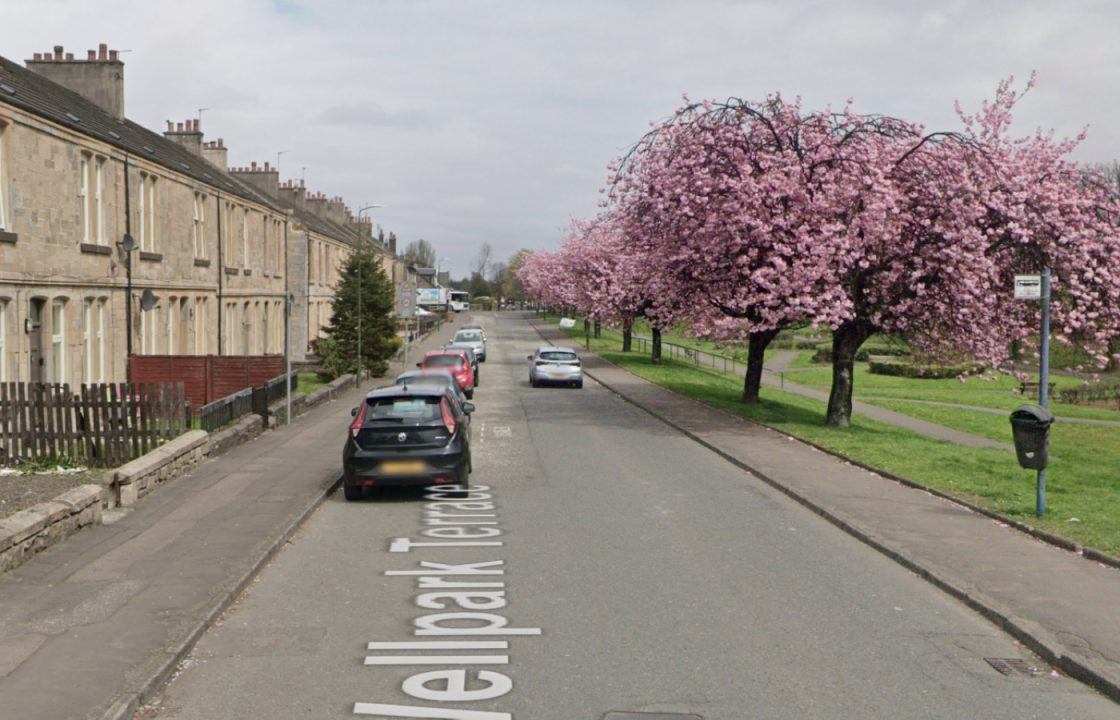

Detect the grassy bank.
[{"left": 546, "top": 319, "right": 1120, "bottom": 555}]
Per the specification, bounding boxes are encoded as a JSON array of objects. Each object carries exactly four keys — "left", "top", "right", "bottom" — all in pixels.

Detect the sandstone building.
[{"left": 0, "top": 43, "right": 409, "bottom": 384}]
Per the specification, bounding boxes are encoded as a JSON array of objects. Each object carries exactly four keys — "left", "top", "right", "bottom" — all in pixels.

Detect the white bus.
[{"left": 448, "top": 291, "right": 470, "bottom": 313}]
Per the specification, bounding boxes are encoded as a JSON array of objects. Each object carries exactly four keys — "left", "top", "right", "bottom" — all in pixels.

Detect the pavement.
[
  {"left": 534, "top": 317, "right": 1120, "bottom": 704},
  {"left": 127, "top": 312, "right": 1115, "bottom": 719},
  {"left": 0, "top": 315, "right": 462, "bottom": 720}
]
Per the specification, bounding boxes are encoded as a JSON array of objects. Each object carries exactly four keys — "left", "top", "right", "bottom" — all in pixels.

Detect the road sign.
[
  {"left": 396, "top": 282, "right": 417, "bottom": 319},
  {"left": 1014, "top": 275, "right": 1042, "bottom": 300}
]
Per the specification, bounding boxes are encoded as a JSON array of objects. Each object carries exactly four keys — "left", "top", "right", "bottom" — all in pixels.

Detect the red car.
[{"left": 418, "top": 351, "right": 475, "bottom": 399}]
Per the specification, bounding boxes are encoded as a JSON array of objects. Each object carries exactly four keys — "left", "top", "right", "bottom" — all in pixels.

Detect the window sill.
[
  {"left": 194, "top": 258, "right": 211, "bottom": 268},
  {"left": 0, "top": 230, "right": 16, "bottom": 244},
  {"left": 139, "top": 251, "right": 163, "bottom": 262},
  {"left": 224, "top": 266, "right": 238, "bottom": 275},
  {"left": 80, "top": 242, "right": 111, "bottom": 255}
]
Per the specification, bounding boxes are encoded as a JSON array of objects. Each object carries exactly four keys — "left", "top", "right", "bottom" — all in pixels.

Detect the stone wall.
[{"left": 0, "top": 484, "right": 102, "bottom": 572}]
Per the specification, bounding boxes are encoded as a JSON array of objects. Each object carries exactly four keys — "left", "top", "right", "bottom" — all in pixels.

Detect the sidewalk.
[
  {"left": 534, "top": 319, "right": 1120, "bottom": 703},
  {"left": 0, "top": 317, "right": 461, "bottom": 720}
]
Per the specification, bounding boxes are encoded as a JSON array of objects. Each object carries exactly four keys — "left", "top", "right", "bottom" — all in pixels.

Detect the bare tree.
[
  {"left": 472, "top": 242, "right": 493, "bottom": 278},
  {"left": 402, "top": 239, "right": 436, "bottom": 268}
]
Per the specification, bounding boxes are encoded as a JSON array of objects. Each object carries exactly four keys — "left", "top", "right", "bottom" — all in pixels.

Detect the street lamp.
[{"left": 354, "top": 204, "right": 384, "bottom": 380}]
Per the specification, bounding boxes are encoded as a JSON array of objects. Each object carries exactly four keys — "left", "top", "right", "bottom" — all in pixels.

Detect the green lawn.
[
  {"left": 547, "top": 319, "right": 1120, "bottom": 555},
  {"left": 296, "top": 372, "right": 327, "bottom": 396}
]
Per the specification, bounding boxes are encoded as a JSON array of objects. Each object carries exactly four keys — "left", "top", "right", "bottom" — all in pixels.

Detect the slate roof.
[
  {"left": 289, "top": 204, "right": 360, "bottom": 246},
  {"left": 0, "top": 55, "right": 285, "bottom": 213}
]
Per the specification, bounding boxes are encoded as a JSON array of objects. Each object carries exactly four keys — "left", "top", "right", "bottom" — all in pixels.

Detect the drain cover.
[
  {"left": 604, "top": 714, "right": 702, "bottom": 720},
  {"left": 985, "top": 657, "right": 1046, "bottom": 677}
]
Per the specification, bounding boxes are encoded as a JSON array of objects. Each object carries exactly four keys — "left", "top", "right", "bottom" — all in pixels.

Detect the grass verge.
[{"left": 546, "top": 319, "right": 1120, "bottom": 556}]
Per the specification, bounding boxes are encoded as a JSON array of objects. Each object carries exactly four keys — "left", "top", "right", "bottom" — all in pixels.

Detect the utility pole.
[{"left": 1037, "top": 267, "right": 1051, "bottom": 517}]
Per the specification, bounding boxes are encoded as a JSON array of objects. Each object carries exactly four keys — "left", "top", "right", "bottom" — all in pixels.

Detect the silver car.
[
  {"left": 451, "top": 329, "right": 486, "bottom": 362},
  {"left": 528, "top": 346, "right": 583, "bottom": 388}
]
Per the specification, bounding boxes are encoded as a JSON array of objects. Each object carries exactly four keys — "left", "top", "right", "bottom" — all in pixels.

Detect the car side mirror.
[
  {"left": 350, "top": 406, "right": 359, "bottom": 417},
  {"left": 526, "top": 355, "right": 533, "bottom": 360},
  {"left": 462, "top": 402, "right": 476, "bottom": 414},
  {"left": 416, "top": 362, "right": 422, "bottom": 368}
]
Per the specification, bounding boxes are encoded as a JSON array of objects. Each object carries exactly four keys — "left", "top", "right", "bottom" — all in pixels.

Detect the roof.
[
  {"left": 364, "top": 384, "right": 446, "bottom": 400},
  {"left": 0, "top": 55, "right": 284, "bottom": 213},
  {"left": 289, "top": 204, "right": 361, "bottom": 247}
]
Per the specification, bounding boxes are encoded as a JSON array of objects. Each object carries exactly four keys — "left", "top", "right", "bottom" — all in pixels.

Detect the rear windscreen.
[
  {"left": 365, "top": 396, "right": 441, "bottom": 422},
  {"left": 424, "top": 355, "right": 463, "bottom": 368},
  {"left": 397, "top": 375, "right": 451, "bottom": 388},
  {"left": 455, "top": 332, "right": 482, "bottom": 342},
  {"left": 540, "top": 351, "right": 577, "bottom": 361}
]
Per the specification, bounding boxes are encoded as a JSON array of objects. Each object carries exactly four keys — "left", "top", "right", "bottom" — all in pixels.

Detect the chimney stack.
[
  {"left": 164, "top": 117, "right": 204, "bottom": 156},
  {"left": 201, "top": 138, "right": 228, "bottom": 171},
  {"left": 26, "top": 42, "right": 126, "bottom": 119},
  {"left": 229, "top": 161, "right": 280, "bottom": 199},
  {"left": 278, "top": 179, "right": 306, "bottom": 211}
]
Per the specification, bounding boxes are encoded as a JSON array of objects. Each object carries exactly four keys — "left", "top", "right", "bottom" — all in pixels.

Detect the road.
[{"left": 138, "top": 313, "right": 1116, "bottom": 720}]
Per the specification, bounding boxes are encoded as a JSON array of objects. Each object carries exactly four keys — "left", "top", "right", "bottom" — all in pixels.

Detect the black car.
[{"left": 342, "top": 385, "right": 474, "bottom": 500}]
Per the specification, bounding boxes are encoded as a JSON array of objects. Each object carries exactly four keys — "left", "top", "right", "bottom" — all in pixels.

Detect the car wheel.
[
  {"left": 453, "top": 460, "right": 471, "bottom": 496},
  {"left": 343, "top": 482, "right": 363, "bottom": 501},
  {"left": 466, "top": 388, "right": 474, "bottom": 399}
]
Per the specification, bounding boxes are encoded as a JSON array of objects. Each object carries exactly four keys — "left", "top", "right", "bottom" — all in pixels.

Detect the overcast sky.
[{"left": 3, "top": 1, "right": 1118, "bottom": 277}]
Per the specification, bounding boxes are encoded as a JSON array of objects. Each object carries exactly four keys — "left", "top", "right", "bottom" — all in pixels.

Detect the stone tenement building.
[{"left": 0, "top": 43, "right": 408, "bottom": 384}]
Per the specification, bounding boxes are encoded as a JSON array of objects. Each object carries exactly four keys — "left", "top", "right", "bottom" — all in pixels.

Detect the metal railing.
[
  {"left": 197, "top": 371, "right": 297, "bottom": 433},
  {"left": 627, "top": 334, "right": 786, "bottom": 387}
]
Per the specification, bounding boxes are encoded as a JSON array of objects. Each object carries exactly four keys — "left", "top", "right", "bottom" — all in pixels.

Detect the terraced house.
[{"left": 0, "top": 43, "right": 404, "bottom": 383}]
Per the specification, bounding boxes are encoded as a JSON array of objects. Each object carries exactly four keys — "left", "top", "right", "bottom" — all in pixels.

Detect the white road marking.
[{"left": 492, "top": 426, "right": 512, "bottom": 438}]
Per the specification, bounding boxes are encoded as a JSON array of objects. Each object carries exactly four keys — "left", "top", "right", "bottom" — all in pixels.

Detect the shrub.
[
  {"left": 813, "top": 341, "right": 911, "bottom": 363},
  {"left": 868, "top": 360, "right": 985, "bottom": 379}
]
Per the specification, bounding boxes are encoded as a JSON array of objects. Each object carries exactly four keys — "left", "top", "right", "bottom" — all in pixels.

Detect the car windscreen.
[
  {"left": 365, "top": 396, "right": 442, "bottom": 422},
  {"left": 454, "top": 331, "right": 482, "bottom": 342},
  {"left": 539, "top": 351, "right": 578, "bottom": 362},
  {"left": 424, "top": 355, "right": 463, "bottom": 368}
]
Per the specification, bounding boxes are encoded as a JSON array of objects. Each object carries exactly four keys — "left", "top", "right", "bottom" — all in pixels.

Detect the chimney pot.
[
  {"left": 33, "top": 53, "right": 41, "bottom": 61},
  {"left": 218, "top": 138, "right": 224, "bottom": 147},
  {"left": 178, "top": 122, "right": 185, "bottom": 132},
  {"left": 54, "top": 46, "right": 63, "bottom": 60},
  {"left": 87, "top": 50, "right": 96, "bottom": 60},
  {"left": 166, "top": 120, "right": 173, "bottom": 131},
  {"left": 192, "top": 118, "right": 198, "bottom": 131},
  {"left": 251, "top": 161, "right": 257, "bottom": 170},
  {"left": 98, "top": 43, "right": 107, "bottom": 61},
  {"left": 65, "top": 53, "right": 74, "bottom": 61},
  {"left": 109, "top": 50, "right": 118, "bottom": 61},
  {"left": 264, "top": 161, "right": 270, "bottom": 171}
]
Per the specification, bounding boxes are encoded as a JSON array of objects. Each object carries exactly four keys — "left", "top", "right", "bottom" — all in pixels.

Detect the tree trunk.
[
  {"left": 622, "top": 317, "right": 633, "bottom": 352},
  {"left": 651, "top": 327, "right": 662, "bottom": 364},
  {"left": 742, "top": 328, "right": 779, "bottom": 403},
  {"left": 594, "top": 320, "right": 601, "bottom": 338},
  {"left": 583, "top": 318, "right": 591, "bottom": 350},
  {"left": 826, "top": 321, "right": 874, "bottom": 427}
]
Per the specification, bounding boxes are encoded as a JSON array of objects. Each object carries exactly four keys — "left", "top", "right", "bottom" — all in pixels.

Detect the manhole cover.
[
  {"left": 985, "top": 657, "right": 1046, "bottom": 677},
  {"left": 604, "top": 714, "right": 702, "bottom": 720}
]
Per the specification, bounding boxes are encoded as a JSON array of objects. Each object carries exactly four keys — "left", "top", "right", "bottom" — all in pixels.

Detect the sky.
[{"left": 3, "top": 0, "right": 1119, "bottom": 278}]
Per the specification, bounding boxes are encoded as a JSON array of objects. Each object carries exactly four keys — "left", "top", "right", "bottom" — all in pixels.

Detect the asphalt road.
[{"left": 139, "top": 313, "right": 1117, "bottom": 720}]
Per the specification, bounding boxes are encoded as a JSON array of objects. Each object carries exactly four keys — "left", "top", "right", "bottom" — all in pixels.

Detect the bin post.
[{"left": 1037, "top": 267, "right": 1051, "bottom": 517}]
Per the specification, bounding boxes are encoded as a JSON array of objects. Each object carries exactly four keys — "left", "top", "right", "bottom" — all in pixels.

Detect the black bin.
[{"left": 1009, "top": 404, "right": 1055, "bottom": 470}]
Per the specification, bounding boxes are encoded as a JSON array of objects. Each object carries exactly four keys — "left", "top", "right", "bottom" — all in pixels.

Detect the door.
[{"left": 28, "top": 298, "right": 44, "bottom": 383}]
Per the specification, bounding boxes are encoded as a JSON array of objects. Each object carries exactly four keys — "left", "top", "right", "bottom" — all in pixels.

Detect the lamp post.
[{"left": 355, "top": 204, "right": 384, "bottom": 381}]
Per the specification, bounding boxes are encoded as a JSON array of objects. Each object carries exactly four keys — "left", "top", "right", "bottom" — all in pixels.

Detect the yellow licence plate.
[{"left": 380, "top": 460, "right": 427, "bottom": 475}]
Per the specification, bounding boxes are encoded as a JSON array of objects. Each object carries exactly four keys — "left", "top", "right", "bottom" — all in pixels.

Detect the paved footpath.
[
  {"left": 0, "top": 316, "right": 461, "bottom": 720},
  {"left": 536, "top": 319, "right": 1120, "bottom": 702}
]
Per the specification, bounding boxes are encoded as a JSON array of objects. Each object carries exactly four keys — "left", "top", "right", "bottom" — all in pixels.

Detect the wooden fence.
[{"left": 0, "top": 382, "right": 187, "bottom": 468}]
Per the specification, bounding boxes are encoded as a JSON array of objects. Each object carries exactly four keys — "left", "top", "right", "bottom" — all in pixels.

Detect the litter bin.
[{"left": 1009, "top": 404, "right": 1055, "bottom": 470}]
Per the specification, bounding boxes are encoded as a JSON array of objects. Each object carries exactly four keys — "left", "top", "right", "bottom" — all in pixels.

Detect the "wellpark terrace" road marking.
[{"left": 355, "top": 485, "right": 539, "bottom": 719}]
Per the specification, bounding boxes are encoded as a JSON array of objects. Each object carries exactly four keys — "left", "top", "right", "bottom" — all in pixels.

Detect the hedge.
[
  {"left": 868, "top": 360, "right": 985, "bottom": 379},
  {"left": 813, "top": 342, "right": 911, "bottom": 363}
]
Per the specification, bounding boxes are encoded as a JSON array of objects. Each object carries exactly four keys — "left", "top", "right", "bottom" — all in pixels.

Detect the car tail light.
[
  {"left": 350, "top": 402, "right": 368, "bottom": 437},
  {"left": 441, "top": 398, "right": 457, "bottom": 436},
  {"left": 535, "top": 360, "right": 548, "bottom": 366}
]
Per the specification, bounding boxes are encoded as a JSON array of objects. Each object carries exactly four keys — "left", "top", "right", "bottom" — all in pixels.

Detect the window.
[
  {"left": 262, "top": 301, "right": 270, "bottom": 353},
  {"left": 0, "top": 300, "right": 6, "bottom": 381},
  {"left": 83, "top": 298, "right": 93, "bottom": 381},
  {"left": 80, "top": 155, "right": 90, "bottom": 242},
  {"left": 223, "top": 203, "right": 235, "bottom": 265},
  {"left": 193, "top": 192, "right": 206, "bottom": 258},
  {"left": 242, "top": 209, "right": 249, "bottom": 267},
  {"left": 262, "top": 216, "right": 271, "bottom": 273},
  {"left": 138, "top": 173, "right": 157, "bottom": 252},
  {"left": 0, "top": 123, "right": 6, "bottom": 230},
  {"left": 95, "top": 157, "right": 105, "bottom": 244},
  {"left": 96, "top": 299, "right": 105, "bottom": 382},
  {"left": 51, "top": 299, "right": 66, "bottom": 383},
  {"left": 167, "top": 296, "right": 176, "bottom": 355}
]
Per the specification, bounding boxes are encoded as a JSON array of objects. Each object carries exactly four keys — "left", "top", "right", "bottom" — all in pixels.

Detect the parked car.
[
  {"left": 443, "top": 343, "right": 480, "bottom": 384},
  {"left": 528, "top": 346, "right": 583, "bottom": 388},
  {"left": 343, "top": 385, "right": 474, "bottom": 500},
  {"left": 418, "top": 351, "right": 475, "bottom": 398},
  {"left": 394, "top": 369, "right": 468, "bottom": 404},
  {"left": 462, "top": 322, "right": 486, "bottom": 341},
  {"left": 451, "top": 329, "right": 486, "bottom": 362}
]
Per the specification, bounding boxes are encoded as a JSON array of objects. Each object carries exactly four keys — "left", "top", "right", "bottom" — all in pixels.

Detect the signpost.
[
  {"left": 396, "top": 281, "right": 418, "bottom": 369},
  {"left": 1013, "top": 270, "right": 1051, "bottom": 517}
]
